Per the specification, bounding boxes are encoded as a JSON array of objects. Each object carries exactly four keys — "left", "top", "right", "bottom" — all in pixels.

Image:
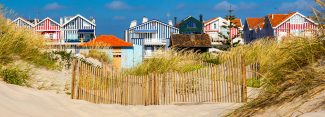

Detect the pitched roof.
[
  {"left": 246, "top": 17, "right": 265, "bottom": 30},
  {"left": 35, "top": 17, "right": 60, "bottom": 26},
  {"left": 79, "top": 35, "right": 132, "bottom": 47},
  {"left": 204, "top": 17, "right": 218, "bottom": 24},
  {"left": 267, "top": 12, "right": 296, "bottom": 27},
  {"left": 231, "top": 18, "right": 242, "bottom": 28},
  {"left": 62, "top": 14, "right": 96, "bottom": 27},
  {"left": 170, "top": 34, "right": 211, "bottom": 48},
  {"left": 129, "top": 19, "right": 178, "bottom": 30},
  {"left": 12, "top": 17, "right": 35, "bottom": 27},
  {"left": 176, "top": 16, "right": 199, "bottom": 27}
]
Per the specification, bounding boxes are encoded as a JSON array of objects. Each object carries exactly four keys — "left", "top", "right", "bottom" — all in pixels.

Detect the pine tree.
[{"left": 217, "top": 5, "right": 241, "bottom": 50}]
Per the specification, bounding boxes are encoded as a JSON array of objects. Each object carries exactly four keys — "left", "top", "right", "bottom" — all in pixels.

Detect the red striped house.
[
  {"left": 34, "top": 17, "right": 61, "bottom": 43},
  {"left": 244, "top": 12, "right": 318, "bottom": 43}
]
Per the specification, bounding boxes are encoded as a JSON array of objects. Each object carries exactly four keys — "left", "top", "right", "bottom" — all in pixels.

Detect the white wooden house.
[
  {"left": 60, "top": 14, "right": 96, "bottom": 44},
  {"left": 124, "top": 17, "right": 179, "bottom": 58}
]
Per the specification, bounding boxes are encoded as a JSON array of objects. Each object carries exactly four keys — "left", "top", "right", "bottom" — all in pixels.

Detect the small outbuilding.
[
  {"left": 79, "top": 35, "right": 142, "bottom": 69},
  {"left": 170, "top": 34, "right": 212, "bottom": 53}
]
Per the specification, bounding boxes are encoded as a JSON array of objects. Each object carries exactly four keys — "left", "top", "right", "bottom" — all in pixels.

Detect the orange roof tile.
[
  {"left": 231, "top": 18, "right": 242, "bottom": 28},
  {"left": 79, "top": 35, "right": 132, "bottom": 47},
  {"left": 267, "top": 12, "right": 297, "bottom": 27},
  {"left": 246, "top": 17, "right": 265, "bottom": 30}
]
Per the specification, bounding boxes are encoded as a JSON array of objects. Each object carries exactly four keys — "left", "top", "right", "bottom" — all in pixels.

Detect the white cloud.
[
  {"left": 214, "top": 1, "right": 233, "bottom": 10},
  {"left": 176, "top": 3, "right": 186, "bottom": 10},
  {"left": 106, "top": 1, "right": 130, "bottom": 10},
  {"left": 278, "top": 0, "right": 313, "bottom": 12},
  {"left": 44, "top": 2, "right": 64, "bottom": 10},
  {"left": 213, "top": 1, "right": 257, "bottom": 11}
]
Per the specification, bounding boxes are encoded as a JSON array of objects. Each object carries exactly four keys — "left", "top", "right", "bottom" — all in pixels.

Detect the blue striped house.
[
  {"left": 12, "top": 17, "right": 37, "bottom": 29},
  {"left": 124, "top": 17, "right": 179, "bottom": 58},
  {"left": 60, "top": 14, "right": 96, "bottom": 44}
]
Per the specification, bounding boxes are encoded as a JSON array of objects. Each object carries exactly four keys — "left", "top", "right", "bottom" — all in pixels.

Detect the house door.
[
  {"left": 113, "top": 55, "right": 122, "bottom": 69},
  {"left": 113, "top": 48, "right": 122, "bottom": 69}
]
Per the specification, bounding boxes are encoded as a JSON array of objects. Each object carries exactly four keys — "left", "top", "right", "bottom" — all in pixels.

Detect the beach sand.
[{"left": 0, "top": 82, "right": 242, "bottom": 117}]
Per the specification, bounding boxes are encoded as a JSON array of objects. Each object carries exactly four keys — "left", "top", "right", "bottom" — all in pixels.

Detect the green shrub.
[
  {"left": 1, "top": 67, "right": 29, "bottom": 86},
  {"left": 246, "top": 78, "right": 261, "bottom": 88},
  {"left": 202, "top": 53, "right": 220, "bottom": 64}
]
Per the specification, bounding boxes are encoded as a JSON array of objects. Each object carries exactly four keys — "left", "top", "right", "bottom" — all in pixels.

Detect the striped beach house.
[
  {"left": 204, "top": 17, "right": 243, "bottom": 45},
  {"left": 60, "top": 14, "right": 96, "bottom": 44},
  {"left": 244, "top": 12, "right": 318, "bottom": 43},
  {"left": 124, "top": 17, "right": 179, "bottom": 58},
  {"left": 34, "top": 17, "right": 61, "bottom": 43},
  {"left": 12, "top": 17, "right": 37, "bottom": 29}
]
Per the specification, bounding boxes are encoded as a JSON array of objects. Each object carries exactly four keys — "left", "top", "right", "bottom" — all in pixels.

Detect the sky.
[{"left": 1, "top": 0, "right": 317, "bottom": 38}]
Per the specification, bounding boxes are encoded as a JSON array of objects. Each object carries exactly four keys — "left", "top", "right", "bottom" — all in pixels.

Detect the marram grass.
[{"left": 225, "top": 37, "right": 325, "bottom": 116}]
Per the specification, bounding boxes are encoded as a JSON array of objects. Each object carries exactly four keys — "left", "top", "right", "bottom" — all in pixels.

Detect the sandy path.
[{"left": 0, "top": 82, "right": 242, "bottom": 117}]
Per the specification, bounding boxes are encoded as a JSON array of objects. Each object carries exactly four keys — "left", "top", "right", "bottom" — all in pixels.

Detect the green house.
[{"left": 176, "top": 15, "right": 203, "bottom": 34}]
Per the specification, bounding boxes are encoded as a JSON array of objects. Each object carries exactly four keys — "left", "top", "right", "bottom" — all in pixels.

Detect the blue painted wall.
[{"left": 121, "top": 44, "right": 143, "bottom": 68}]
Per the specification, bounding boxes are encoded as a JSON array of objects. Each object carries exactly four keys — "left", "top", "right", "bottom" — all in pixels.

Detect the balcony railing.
[
  {"left": 144, "top": 38, "right": 166, "bottom": 45},
  {"left": 131, "top": 38, "right": 167, "bottom": 45}
]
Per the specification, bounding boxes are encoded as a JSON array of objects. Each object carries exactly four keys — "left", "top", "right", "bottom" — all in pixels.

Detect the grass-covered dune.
[
  {"left": 0, "top": 7, "right": 58, "bottom": 86},
  {"left": 224, "top": 37, "right": 325, "bottom": 116}
]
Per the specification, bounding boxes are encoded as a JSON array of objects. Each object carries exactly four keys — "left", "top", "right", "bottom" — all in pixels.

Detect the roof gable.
[
  {"left": 12, "top": 17, "right": 35, "bottom": 27},
  {"left": 204, "top": 17, "right": 225, "bottom": 26},
  {"left": 129, "top": 19, "right": 178, "bottom": 30},
  {"left": 272, "top": 12, "right": 318, "bottom": 28},
  {"left": 35, "top": 17, "right": 60, "bottom": 27},
  {"left": 62, "top": 14, "right": 95, "bottom": 27}
]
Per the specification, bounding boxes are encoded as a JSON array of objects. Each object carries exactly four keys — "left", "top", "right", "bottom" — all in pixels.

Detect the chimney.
[
  {"left": 60, "top": 17, "right": 63, "bottom": 25},
  {"left": 34, "top": 18, "right": 38, "bottom": 25},
  {"left": 168, "top": 20, "right": 173, "bottom": 26},
  {"left": 89, "top": 17, "right": 96, "bottom": 24},
  {"left": 199, "top": 14, "right": 203, "bottom": 23},
  {"left": 142, "top": 16, "right": 148, "bottom": 23},
  {"left": 130, "top": 20, "right": 137, "bottom": 28},
  {"left": 174, "top": 17, "right": 177, "bottom": 26},
  {"left": 271, "top": 14, "right": 274, "bottom": 19}
]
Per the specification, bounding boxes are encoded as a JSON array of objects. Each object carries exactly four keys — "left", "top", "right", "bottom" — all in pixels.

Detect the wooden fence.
[{"left": 71, "top": 56, "right": 247, "bottom": 105}]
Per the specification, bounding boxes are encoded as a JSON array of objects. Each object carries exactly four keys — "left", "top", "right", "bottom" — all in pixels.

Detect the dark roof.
[{"left": 170, "top": 34, "right": 211, "bottom": 48}]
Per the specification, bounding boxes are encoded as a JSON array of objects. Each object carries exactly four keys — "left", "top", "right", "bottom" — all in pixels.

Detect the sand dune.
[{"left": 0, "top": 82, "right": 242, "bottom": 117}]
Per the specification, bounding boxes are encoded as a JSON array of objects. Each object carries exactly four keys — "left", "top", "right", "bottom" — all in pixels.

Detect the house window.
[
  {"left": 39, "top": 22, "right": 44, "bottom": 26},
  {"left": 214, "top": 23, "right": 217, "bottom": 29},
  {"left": 51, "top": 22, "right": 56, "bottom": 26},
  {"left": 49, "top": 34, "right": 54, "bottom": 39},
  {"left": 187, "top": 21, "right": 196, "bottom": 28},
  {"left": 70, "top": 22, "right": 75, "bottom": 28}
]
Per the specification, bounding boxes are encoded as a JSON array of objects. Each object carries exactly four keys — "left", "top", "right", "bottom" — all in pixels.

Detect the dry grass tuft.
[{"left": 225, "top": 37, "right": 325, "bottom": 116}]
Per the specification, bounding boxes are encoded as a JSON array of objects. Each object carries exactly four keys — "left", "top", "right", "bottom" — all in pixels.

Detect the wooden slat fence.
[{"left": 71, "top": 56, "right": 247, "bottom": 105}]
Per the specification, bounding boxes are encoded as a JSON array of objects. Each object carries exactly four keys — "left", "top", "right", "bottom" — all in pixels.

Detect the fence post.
[
  {"left": 241, "top": 55, "right": 247, "bottom": 102},
  {"left": 71, "top": 59, "right": 78, "bottom": 99}
]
